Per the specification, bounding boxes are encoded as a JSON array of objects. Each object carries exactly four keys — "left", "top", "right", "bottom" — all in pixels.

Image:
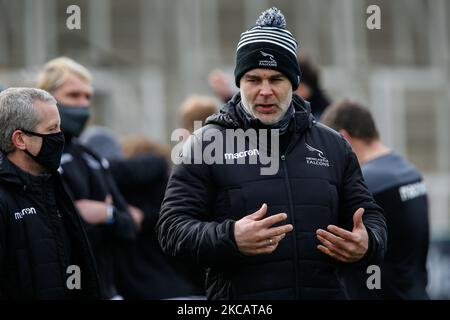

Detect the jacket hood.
[
  {"left": 205, "top": 93, "right": 314, "bottom": 133},
  {"left": 0, "top": 151, "right": 51, "bottom": 189}
]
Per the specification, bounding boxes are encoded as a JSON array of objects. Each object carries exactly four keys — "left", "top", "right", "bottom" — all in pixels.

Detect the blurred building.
[{"left": 0, "top": 0, "right": 449, "bottom": 297}]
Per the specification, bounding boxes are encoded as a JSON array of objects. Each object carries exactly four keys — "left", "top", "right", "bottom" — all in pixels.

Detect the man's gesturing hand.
[
  {"left": 316, "top": 208, "right": 368, "bottom": 263},
  {"left": 234, "top": 203, "right": 293, "bottom": 256}
]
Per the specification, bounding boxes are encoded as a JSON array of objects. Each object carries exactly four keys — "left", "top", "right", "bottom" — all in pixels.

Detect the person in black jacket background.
[
  {"left": 156, "top": 7, "right": 387, "bottom": 300},
  {"left": 0, "top": 87, "right": 100, "bottom": 299},
  {"left": 36, "top": 57, "right": 142, "bottom": 299},
  {"left": 81, "top": 128, "right": 206, "bottom": 299},
  {"left": 294, "top": 55, "right": 331, "bottom": 120},
  {"left": 321, "top": 99, "right": 430, "bottom": 299}
]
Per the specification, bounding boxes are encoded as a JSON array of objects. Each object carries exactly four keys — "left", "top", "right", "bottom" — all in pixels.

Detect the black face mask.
[
  {"left": 57, "top": 103, "right": 91, "bottom": 137},
  {"left": 21, "top": 129, "right": 65, "bottom": 172}
]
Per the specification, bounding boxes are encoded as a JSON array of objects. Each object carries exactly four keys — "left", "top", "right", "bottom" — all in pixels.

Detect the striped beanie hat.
[{"left": 234, "top": 7, "right": 302, "bottom": 90}]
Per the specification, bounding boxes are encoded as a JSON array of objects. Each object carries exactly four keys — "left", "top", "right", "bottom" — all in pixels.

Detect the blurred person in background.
[
  {"left": 82, "top": 129, "right": 205, "bottom": 299},
  {"left": 0, "top": 88, "right": 100, "bottom": 299},
  {"left": 208, "top": 70, "right": 235, "bottom": 103},
  {"left": 321, "top": 99, "right": 430, "bottom": 299},
  {"left": 179, "top": 95, "right": 219, "bottom": 141},
  {"left": 295, "top": 55, "right": 331, "bottom": 120},
  {"left": 120, "top": 134, "right": 170, "bottom": 160},
  {"left": 37, "top": 57, "right": 141, "bottom": 299}
]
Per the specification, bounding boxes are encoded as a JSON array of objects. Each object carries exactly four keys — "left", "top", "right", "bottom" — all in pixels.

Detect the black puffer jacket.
[
  {"left": 157, "top": 94, "right": 387, "bottom": 300},
  {"left": 110, "top": 154, "right": 205, "bottom": 299},
  {"left": 0, "top": 152, "right": 100, "bottom": 299},
  {"left": 59, "top": 139, "right": 137, "bottom": 299}
]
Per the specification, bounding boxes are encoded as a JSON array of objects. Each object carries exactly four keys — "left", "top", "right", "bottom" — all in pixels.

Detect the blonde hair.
[
  {"left": 179, "top": 95, "right": 218, "bottom": 133},
  {"left": 37, "top": 56, "right": 92, "bottom": 92}
]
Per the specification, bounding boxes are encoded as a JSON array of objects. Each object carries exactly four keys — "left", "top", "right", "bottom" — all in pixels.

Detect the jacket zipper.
[{"left": 280, "top": 153, "right": 300, "bottom": 299}]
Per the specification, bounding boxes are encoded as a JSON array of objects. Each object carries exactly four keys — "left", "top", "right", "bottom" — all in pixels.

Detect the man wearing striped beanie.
[
  {"left": 234, "top": 7, "right": 302, "bottom": 92},
  {"left": 157, "top": 7, "right": 387, "bottom": 300},
  {"left": 231, "top": 7, "right": 302, "bottom": 131}
]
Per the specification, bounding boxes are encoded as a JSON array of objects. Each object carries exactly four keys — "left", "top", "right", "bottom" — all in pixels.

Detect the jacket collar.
[{"left": 0, "top": 151, "right": 52, "bottom": 189}]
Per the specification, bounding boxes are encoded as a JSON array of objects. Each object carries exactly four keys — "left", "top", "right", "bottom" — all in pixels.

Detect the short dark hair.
[
  {"left": 297, "top": 55, "right": 320, "bottom": 90},
  {"left": 320, "top": 99, "right": 379, "bottom": 143}
]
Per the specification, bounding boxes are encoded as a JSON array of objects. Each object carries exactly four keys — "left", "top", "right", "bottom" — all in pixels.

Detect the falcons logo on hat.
[{"left": 260, "top": 51, "right": 276, "bottom": 62}]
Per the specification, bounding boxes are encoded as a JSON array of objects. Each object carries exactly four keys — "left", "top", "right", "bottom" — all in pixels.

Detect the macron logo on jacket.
[
  {"left": 14, "top": 207, "right": 37, "bottom": 220},
  {"left": 224, "top": 149, "right": 260, "bottom": 160}
]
